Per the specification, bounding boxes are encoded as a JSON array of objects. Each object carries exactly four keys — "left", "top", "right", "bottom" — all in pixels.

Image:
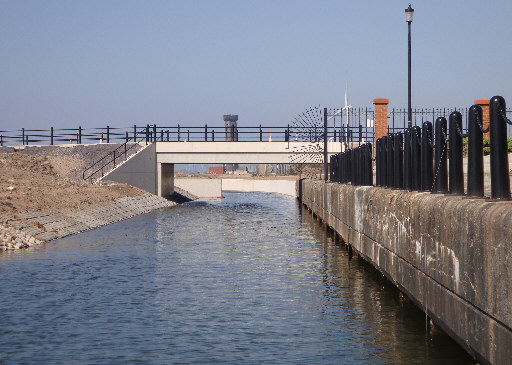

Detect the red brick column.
[
  {"left": 474, "top": 99, "right": 490, "bottom": 137},
  {"left": 373, "top": 98, "right": 389, "bottom": 146}
]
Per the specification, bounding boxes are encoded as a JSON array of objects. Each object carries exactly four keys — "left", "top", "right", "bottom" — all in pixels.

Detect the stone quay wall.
[
  {"left": 298, "top": 179, "right": 512, "bottom": 365},
  {"left": 0, "top": 193, "right": 175, "bottom": 250}
]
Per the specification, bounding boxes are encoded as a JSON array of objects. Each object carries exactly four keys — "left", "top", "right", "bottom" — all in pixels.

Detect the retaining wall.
[
  {"left": 222, "top": 178, "right": 297, "bottom": 197},
  {"left": 0, "top": 193, "right": 175, "bottom": 250},
  {"left": 299, "top": 179, "right": 512, "bottom": 365}
]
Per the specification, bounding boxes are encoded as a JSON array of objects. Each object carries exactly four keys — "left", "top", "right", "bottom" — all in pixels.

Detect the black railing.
[
  {"left": 82, "top": 127, "right": 150, "bottom": 182},
  {"left": 331, "top": 96, "right": 512, "bottom": 201},
  {"left": 0, "top": 124, "right": 375, "bottom": 146},
  {"left": 387, "top": 107, "right": 512, "bottom": 136}
]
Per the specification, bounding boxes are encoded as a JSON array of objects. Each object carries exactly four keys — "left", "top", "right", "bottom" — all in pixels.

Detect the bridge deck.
[{"left": 155, "top": 141, "right": 343, "bottom": 164}]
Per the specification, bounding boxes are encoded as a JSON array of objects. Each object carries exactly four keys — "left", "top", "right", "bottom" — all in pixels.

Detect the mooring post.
[
  {"left": 329, "top": 155, "right": 334, "bottom": 181},
  {"left": 324, "top": 108, "right": 328, "bottom": 181},
  {"left": 356, "top": 147, "right": 361, "bottom": 185},
  {"left": 381, "top": 136, "right": 388, "bottom": 187},
  {"left": 411, "top": 126, "right": 422, "bottom": 190},
  {"left": 375, "top": 139, "right": 381, "bottom": 186},
  {"left": 432, "top": 117, "right": 448, "bottom": 193},
  {"left": 394, "top": 132, "right": 404, "bottom": 189},
  {"left": 403, "top": 129, "right": 411, "bottom": 190},
  {"left": 489, "top": 95, "right": 510, "bottom": 200},
  {"left": 421, "top": 121, "right": 433, "bottom": 191},
  {"left": 366, "top": 143, "right": 373, "bottom": 185},
  {"left": 448, "top": 111, "right": 464, "bottom": 195},
  {"left": 387, "top": 134, "right": 394, "bottom": 188},
  {"left": 467, "top": 105, "right": 484, "bottom": 197}
]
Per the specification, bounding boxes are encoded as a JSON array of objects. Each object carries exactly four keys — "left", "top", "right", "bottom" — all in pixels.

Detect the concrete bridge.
[{"left": 100, "top": 141, "right": 342, "bottom": 197}]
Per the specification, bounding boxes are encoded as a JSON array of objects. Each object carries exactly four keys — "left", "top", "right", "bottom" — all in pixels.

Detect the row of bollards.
[
  {"left": 330, "top": 143, "right": 373, "bottom": 186},
  {"left": 331, "top": 96, "right": 511, "bottom": 201}
]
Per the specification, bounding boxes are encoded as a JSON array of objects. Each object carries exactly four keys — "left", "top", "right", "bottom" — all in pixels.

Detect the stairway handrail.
[{"left": 82, "top": 127, "right": 149, "bottom": 182}]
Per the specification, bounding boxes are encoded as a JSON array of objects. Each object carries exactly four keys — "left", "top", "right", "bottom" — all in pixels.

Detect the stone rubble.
[{"left": 0, "top": 193, "right": 176, "bottom": 250}]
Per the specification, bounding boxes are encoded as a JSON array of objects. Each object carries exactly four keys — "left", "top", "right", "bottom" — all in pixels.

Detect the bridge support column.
[{"left": 158, "top": 163, "right": 174, "bottom": 197}]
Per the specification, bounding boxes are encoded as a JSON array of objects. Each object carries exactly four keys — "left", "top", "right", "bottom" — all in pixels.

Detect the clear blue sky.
[{"left": 1, "top": 0, "right": 511, "bottom": 129}]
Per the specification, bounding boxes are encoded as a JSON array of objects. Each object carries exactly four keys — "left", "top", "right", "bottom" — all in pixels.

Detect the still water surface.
[{"left": 0, "top": 192, "right": 474, "bottom": 364}]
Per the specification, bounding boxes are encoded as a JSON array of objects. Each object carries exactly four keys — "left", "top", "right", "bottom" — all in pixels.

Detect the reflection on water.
[{"left": 0, "top": 193, "right": 474, "bottom": 364}]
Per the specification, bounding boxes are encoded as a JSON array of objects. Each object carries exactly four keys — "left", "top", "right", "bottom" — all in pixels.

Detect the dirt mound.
[{"left": 0, "top": 153, "right": 143, "bottom": 215}]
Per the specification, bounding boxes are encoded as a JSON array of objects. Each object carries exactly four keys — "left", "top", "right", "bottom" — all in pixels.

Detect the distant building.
[{"left": 209, "top": 166, "right": 225, "bottom": 175}]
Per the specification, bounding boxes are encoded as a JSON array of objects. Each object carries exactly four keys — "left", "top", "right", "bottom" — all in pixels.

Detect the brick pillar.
[
  {"left": 474, "top": 99, "right": 490, "bottom": 137},
  {"left": 373, "top": 98, "right": 389, "bottom": 146}
]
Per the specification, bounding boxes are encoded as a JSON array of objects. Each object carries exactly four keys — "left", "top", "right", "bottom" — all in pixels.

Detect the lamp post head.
[{"left": 405, "top": 4, "right": 414, "bottom": 23}]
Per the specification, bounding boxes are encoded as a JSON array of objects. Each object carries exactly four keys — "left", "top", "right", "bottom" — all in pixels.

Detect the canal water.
[{"left": 0, "top": 192, "right": 474, "bottom": 364}]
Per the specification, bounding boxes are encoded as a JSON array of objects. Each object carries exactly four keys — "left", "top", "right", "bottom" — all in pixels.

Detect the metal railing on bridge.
[
  {"left": 330, "top": 96, "right": 512, "bottom": 201},
  {"left": 0, "top": 123, "right": 373, "bottom": 146}
]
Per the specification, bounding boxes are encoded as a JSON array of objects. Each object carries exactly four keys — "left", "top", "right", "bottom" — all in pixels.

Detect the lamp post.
[{"left": 405, "top": 4, "right": 414, "bottom": 128}]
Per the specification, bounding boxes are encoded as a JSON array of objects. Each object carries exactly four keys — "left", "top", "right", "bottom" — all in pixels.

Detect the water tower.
[
  {"left": 223, "top": 114, "right": 239, "bottom": 172},
  {"left": 223, "top": 114, "right": 238, "bottom": 141}
]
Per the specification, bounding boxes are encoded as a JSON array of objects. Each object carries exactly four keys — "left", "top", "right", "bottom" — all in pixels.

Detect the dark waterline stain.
[{"left": 0, "top": 192, "right": 475, "bottom": 364}]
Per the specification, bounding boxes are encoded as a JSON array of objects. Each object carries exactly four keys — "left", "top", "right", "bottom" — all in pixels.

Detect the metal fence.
[
  {"left": 330, "top": 96, "right": 512, "bottom": 201},
  {"left": 2, "top": 108, "right": 510, "bottom": 147},
  {"left": 387, "top": 107, "right": 512, "bottom": 136}
]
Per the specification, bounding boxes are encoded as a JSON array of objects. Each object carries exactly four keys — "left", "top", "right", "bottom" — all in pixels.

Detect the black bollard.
[
  {"left": 347, "top": 149, "right": 352, "bottom": 184},
  {"left": 387, "top": 134, "right": 395, "bottom": 188},
  {"left": 448, "top": 111, "right": 464, "bottom": 195},
  {"left": 336, "top": 153, "right": 340, "bottom": 183},
  {"left": 376, "top": 139, "right": 381, "bottom": 186},
  {"left": 356, "top": 147, "right": 361, "bottom": 185},
  {"left": 432, "top": 117, "right": 448, "bottom": 193},
  {"left": 411, "top": 126, "right": 422, "bottom": 190},
  {"left": 367, "top": 143, "right": 373, "bottom": 186},
  {"left": 375, "top": 138, "right": 382, "bottom": 186},
  {"left": 342, "top": 152, "right": 347, "bottom": 183},
  {"left": 489, "top": 96, "right": 511, "bottom": 200},
  {"left": 403, "top": 129, "right": 412, "bottom": 190},
  {"left": 421, "top": 122, "right": 433, "bottom": 191},
  {"left": 394, "top": 132, "right": 404, "bottom": 189},
  {"left": 354, "top": 148, "right": 360, "bottom": 185},
  {"left": 382, "top": 136, "right": 388, "bottom": 187}
]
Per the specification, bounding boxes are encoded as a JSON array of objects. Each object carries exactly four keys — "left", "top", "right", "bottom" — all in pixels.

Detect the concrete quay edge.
[{"left": 298, "top": 179, "right": 512, "bottom": 365}]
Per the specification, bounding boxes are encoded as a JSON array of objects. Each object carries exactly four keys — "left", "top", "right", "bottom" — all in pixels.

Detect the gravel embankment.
[
  {"left": 0, "top": 143, "right": 144, "bottom": 182},
  {"left": 0, "top": 194, "right": 175, "bottom": 250},
  {"left": 0, "top": 146, "right": 173, "bottom": 250}
]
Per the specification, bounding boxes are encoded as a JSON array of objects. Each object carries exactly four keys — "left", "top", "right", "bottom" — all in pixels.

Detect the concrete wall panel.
[{"left": 102, "top": 144, "right": 157, "bottom": 194}]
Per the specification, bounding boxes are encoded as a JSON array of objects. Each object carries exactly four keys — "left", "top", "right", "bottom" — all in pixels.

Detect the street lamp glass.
[{"left": 405, "top": 4, "right": 414, "bottom": 22}]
